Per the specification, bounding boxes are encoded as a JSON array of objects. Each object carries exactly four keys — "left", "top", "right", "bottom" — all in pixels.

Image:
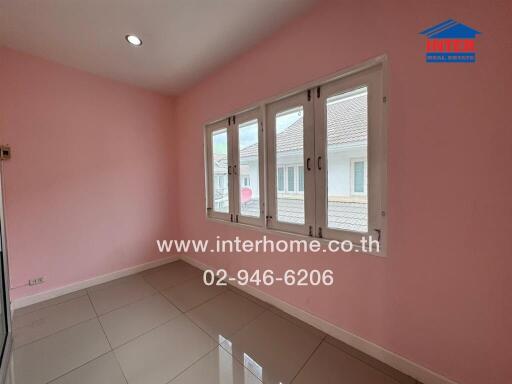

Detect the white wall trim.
[
  {"left": 11, "top": 255, "right": 179, "bottom": 310},
  {"left": 181, "top": 255, "right": 459, "bottom": 384}
]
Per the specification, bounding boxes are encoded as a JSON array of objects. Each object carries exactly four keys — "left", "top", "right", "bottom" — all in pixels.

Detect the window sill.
[{"left": 205, "top": 216, "right": 386, "bottom": 257}]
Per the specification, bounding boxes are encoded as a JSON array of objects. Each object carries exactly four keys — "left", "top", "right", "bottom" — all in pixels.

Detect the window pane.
[
  {"left": 287, "top": 167, "right": 295, "bottom": 192},
  {"left": 238, "top": 119, "right": 260, "bottom": 217},
  {"left": 326, "top": 87, "right": 368, "bottom": 232},
  {"left": 353, "top": 161, "right": 365, "bottom": 193},
  {"left": 298, "top": 166, "right": 304, "bottom": 192},
  {"left": 276, "top": 107, "right": 304, "bottom": 224},
  {"left": 277, "top": 167, "right": 284, "bottom": 192},
  {"left": 212, "top": 129, "right": 229, "bottom": 213}
]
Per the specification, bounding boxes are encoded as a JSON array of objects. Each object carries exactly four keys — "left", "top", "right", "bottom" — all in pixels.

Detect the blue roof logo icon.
[
  {"left": 420, "top": 19, "right": 481, "bottom": 63},
  {"left": 420, "top": 19, "right": 481, "bottom": 39}
]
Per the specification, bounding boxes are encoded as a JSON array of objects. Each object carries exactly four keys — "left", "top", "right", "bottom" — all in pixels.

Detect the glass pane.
[
  {"left": 326, "top": 87, "right": 368, "bottom": 232},
  {"left": 238, "top": 119, "right": 260, "bottom": 217},
  {"left": 353, "top": 161, "right": 365, "bottom": 193},
  {"left": 287, "top": 167, "right": 295, "bottom": 192},
  {"left": 298, "top": 166, "right": 304, "bottom": 192},
  {"left": 275, "top": 106, "right": 304, "bottom": 224},
  {"left": 212, "top": 128, "right": 229, "bottom": 213},
  {"left": 277, "top": 167, "right": 284, "bottom": 191}
]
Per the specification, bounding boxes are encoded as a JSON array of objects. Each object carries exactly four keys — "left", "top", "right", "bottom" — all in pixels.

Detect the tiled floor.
[{"left": 11, "top": 260, "right": 420, "bottom": 384}]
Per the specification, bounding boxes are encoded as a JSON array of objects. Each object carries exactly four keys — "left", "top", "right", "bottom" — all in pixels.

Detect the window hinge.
[
  {"left": 318, "top": 227, "right": 323, "bottom": 238},
  {"left": 232, "top": 115, "right": 236, "bottom": 124},
  {"left": 374, "top": 229, "right": 382, "bottom": 242},
  {"left": 230, "top": 213, "right": 234, "bottom": 222},
  {"left": 235, "top": 214, "right": 239, "bottom": 223},
  {"left": 383, "top": 96, "right": 387, "bottom": 103},
  {"left": 308, "top": 226, "right": 313, "bottom": 237},
  {"left": 317, "top": 86, "right": 321, "bottom": 98},
  {"left": 0, "top": 145, "right": 11, "bottom": 161},
  {"left": 266, "top": 215, "right": 272, "bottom": 224},
  {"left": 307, "top": 89, "right": 311, "bottom": 101}
]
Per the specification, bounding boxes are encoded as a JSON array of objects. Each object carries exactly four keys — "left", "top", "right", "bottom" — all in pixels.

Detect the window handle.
[
  {"left": 317, "top": 156, "right": 322, "bottom": 170},
  {"left": 306, "top": 158, "right": 311, "bottom": 171},
  {"left": 228, "top": 165, "right": 232, "bottom": 175}
]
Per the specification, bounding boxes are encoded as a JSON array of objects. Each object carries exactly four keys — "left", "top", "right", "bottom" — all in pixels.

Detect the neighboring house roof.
[
  {"left": 213, "top": 154, "right": 228, "bottom": 172},
  {"left": 420, "top": 19, "right": 481, "bottom": 38},
  {"left": 240, "top": 91, "right": 367, "bottom": 158},
  {"left": 241, "top": 198, "right": 367, "bottom": 232}
]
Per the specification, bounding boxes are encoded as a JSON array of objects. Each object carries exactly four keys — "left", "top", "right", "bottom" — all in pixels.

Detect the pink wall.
[
  {"left": 0, "top": 47, "right": 176, "bottom": 300},
  {"left": 174, "top": 1, "right": 512, "bottom": 383}
]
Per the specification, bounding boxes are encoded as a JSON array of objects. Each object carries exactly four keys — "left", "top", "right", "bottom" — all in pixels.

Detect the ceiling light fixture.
[{"left": 125, "top": 34, "right": 142, "bottom": 46}]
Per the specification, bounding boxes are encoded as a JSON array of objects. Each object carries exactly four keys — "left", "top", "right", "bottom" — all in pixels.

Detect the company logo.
[{"left": 420, "top": 19, "right": 481, "bottom": 63}]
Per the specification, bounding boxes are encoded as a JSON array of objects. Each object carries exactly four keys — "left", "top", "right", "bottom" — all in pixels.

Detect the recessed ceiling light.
[{"left": 125, "top": 34, "right": 142, "bottom": 46}]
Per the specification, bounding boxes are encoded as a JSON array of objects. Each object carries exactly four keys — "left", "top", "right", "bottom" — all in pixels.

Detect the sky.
[{"left": 213, "top": 109, "right": 303, "bottom": 155}]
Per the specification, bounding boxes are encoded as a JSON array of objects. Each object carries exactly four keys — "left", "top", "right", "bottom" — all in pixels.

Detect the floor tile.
[
  {"left": 169, "top": 346, "right": 262, "bottom": 384},
  {"left": 88, "top": 275, "right": 156, "bottom": 315},
  {"left": 324, "top": 336, "right": 416, "bottom": 384},
  {"left": 293, "top": 341, "right": 399, "bottom": 384},
  {"left": 221, "top": 310, "right": 322, "bottom": 384},
  {"left": 13, "top": 318, "right": 110, "bottom": 384},
  {"left": 228, "top": 286, "right": 272, "bottom": 309},
  {"left": 99, "top": 293, "right": 180, "bottom": 348},
  {"left": 161, "top": 277, "right": 227, "bottom": 312},
  {"left": 13, "top": 295, "right": 96, "bottom": 348},
  {"left": 49, "top": 352, "right": 126, "bottom": 384},
  {"left": 13, "top": 290, "right": 88, "bottom": 320},
  {"left": 141, "top": 261, "right": 202, "bottom": 291},
  {"left": 268, "top": 306, "right": 325, "bottom": 339},
  {"left": 187, "top": 291, "right": 265, "bottom": 339},
  {"left": 114, "top": 315, "right": 216, "bottom": 384}
]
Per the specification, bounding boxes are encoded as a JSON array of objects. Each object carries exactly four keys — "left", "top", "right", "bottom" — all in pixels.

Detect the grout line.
[
  {"left": 289, "top": 335, "right": 326, "bottom": 384},
  {"left": 86, "top": 291, "right": 113, "bottom": 351},
  {"left": 159, "top": 282, "right": 228, "bottom": 314},
  {"left": 13, "top": 265, "right": 204, "bottom": 353},
  {"left": 182, "top": 291, "right": 269, "bottom": 347},
  {"left": 44, "top": 350, "right": 113, "bottom": 384},
  {"left": 323, "top": 336, "right": 410, "bottom": 383},
  {"left": 163, "top": 344, "right": 219, "bottom": 384},
  {"left": 110, "top": 344, "right": 129, "bottom": 384},
  {"left": 92, "top": 290, "right": 159, "bottom": 317},
  {"left": 12, "top": 295, "right": 93, "bottom": 333},
  {"left": 12, "top": 291, "right": 88, "bottom": 321},
  {"left": 13, "top": 316, "right": 98, "bottom": 351},
  {"left": 109, "top": 313, "right": 181, "bottom": 350}
]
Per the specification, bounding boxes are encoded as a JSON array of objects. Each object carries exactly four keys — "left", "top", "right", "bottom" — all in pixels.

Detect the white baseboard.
[
  {"left": 11, "top": 255, "right": 179, "bottom": 310},
  {"left": 180, "top": 255, "right": 458, "bottom": 384}
]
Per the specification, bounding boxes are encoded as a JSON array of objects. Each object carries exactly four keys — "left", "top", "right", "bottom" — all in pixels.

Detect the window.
[
  {"left": 205, "top": 59, "right": 386, "bottom": 251},
  {"left": 267, "top": 95, "right": 313, "bottom": 232},
  {"left": 211, "top": 128, "right": 229, "bottom": 214},
  {"left": 237, "top": 117, "right": 261, "bottom": 220},
  {"left": 206, "top": 109, "right": 263, "bottom": 225}
]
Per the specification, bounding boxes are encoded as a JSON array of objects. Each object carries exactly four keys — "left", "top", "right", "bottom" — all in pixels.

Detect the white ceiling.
[{"left": 0, "top": 0, "right": 315, "bottom": 95}]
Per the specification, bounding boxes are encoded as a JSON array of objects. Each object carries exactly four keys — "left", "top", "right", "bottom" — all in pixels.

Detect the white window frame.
[
  {"left": 266, "top": 91, "right": 315, "bottom": 236},
  {"left": 205, "top": 119, "right": 232, "bottom": 222},
  {"left": 314, "top": 65, "right": 385, "bottom": 245},
  {"left": 233, "top": 108, "right": 264, "bottom": 226}
]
